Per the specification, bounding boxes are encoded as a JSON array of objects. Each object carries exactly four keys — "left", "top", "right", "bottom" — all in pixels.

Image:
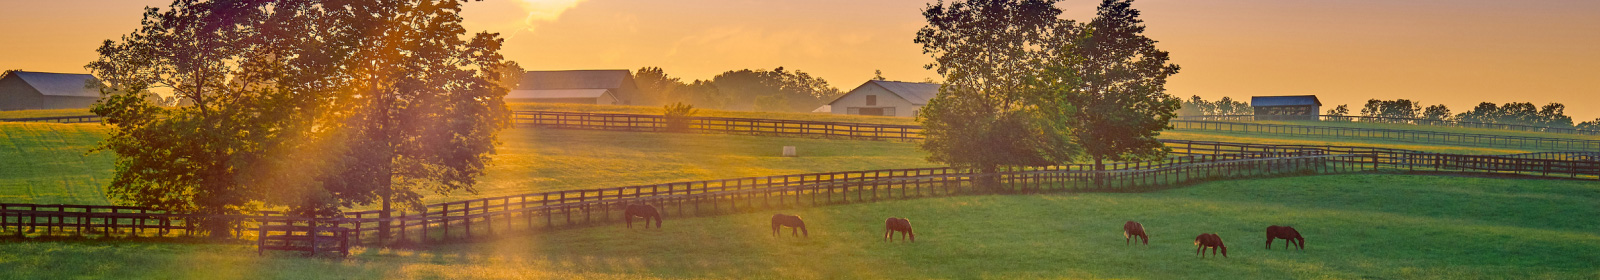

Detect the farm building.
[
  {"left": 1251, "top": 95, "right": 1321, "bottom": 121},
  {"left": 0, "top": 70, "right": 104, "bottom": 111},
  {"left": 509, "top": 70, "right": 640, "bottom": 105},
  {"left": 826, "top": 80, "right": 941, "bottom": 117}
]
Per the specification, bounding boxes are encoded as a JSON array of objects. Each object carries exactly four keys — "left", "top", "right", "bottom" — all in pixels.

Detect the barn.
[
  {"left": 1251, "top": 95, "right": 1321, "bottom": 121},
  {"left": 0, "top": 71, "right": 104, "bottom": 111},
  {"left": 826, "top": 80, "right": 941, "bottom": 117},
  {"left": 509, "top": 70, "right": 640, "bottom": 105}
]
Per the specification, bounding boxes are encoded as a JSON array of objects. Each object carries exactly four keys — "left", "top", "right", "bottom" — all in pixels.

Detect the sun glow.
[{"left": 516, "top": 0, "right": 590, "bottom": 29}]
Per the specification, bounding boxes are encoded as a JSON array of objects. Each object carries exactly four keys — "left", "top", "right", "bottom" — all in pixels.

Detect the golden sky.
[{"left": 2, "top": 0, "right": 1596, "bottom": 120}]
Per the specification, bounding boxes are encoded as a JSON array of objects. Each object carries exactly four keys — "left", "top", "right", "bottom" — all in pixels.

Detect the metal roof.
[
  {"left": 1251, "top": 95, "right": 1321, "bottom": 107},
  {"left": 7, "top": 71, "right": 102, "bottom": 97},
  {"left": 507, "top": 89, "right": 611, "bottom": 99},
  {"left": 517, "top": 70, "right": 632, "bottom": 90},
  {"left": 830, "top": 80, "right": 942, "bottom": 106}
]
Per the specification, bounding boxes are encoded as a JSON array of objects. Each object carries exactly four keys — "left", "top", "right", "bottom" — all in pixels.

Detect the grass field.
[
  {"left": 0, "top": 121, "right": 1559, "bottom": 205},
  {"left": 2, "top": 174, "right": 1595, "bottom": 279},
  {"left": 508, "top": 103, "right": 919, "bottom": 126},
  {"left": 0, "top": 108, "right": 97, "bottom": 120}
]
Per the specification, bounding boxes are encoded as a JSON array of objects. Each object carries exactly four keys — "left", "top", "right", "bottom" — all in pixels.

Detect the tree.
[
  {"left": 916, "top": 0, "right": 1083, "bottom": 189},
  {"left": 1063, "top": 0, "right": 1182, "bottom": 179},
  {"left": 1454, "top": 102, "right": 1499, "bottom": 123},
  {"left": 1536, "top": 103, "right": 1573, "bottom": 128},
  {"left": 1578, "top": 118, "right": 1600, "bottom": 131},
  {"left": 87, "top": 0, "right": 510, "bottom": 240},
  {"left": 709, "top": 67, "right": 842, "bottom": 112},
  {"left": 1212, "top": 97, "right": 1249, "bottom": 115},
  {"left": 1325, "top": 105, "right": 1351, "bottom": 121},
  {"left": 1422, "top": 104, "right": 1451, "bottom": 123},
  {"left": 634, "top": 66, "right": 680, "bottom": 105},
  {"left": 1359, "top": 99, "right": 1421, "bottom": 123},
  {"left": 873, "top": 70, "right": 887, "bottom": 81}
]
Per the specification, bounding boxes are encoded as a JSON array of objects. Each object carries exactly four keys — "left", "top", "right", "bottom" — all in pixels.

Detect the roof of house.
[
  {"left": 831, "top": 80, "right": 942, "bottom": 106},
  {"left": 517, "top": 70, "right": 632, "bottom": 90},
  {"left": 1251, "top": 95, "right": 1321, "bottom": 107},
  {"left": 5, "top": 71, "right": 102, "bottom": 98},
  {"left": 507, "top": 89, "right": 612, "bottom": 99}
]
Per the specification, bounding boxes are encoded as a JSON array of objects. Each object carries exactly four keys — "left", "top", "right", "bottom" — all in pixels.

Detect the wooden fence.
[
  {"left": 3, "top": 140, "right": 1592, "bottom": 244},
  {"left": 1176, "top": 114, "right": 1600, "bottom": 136},
  {"left": 0, "top": 115, "right": 102, "bottom": 124},
  {"left": 512, "top": 111, "right": 923, "bottom": 141},
  {"left": 1171, "top": 120, "right": 1600, "bottom": 151}
]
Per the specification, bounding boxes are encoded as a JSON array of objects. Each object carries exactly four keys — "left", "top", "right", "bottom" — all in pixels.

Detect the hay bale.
[{"left": 782, "top": 146, "right": 797, "bottom": 157}]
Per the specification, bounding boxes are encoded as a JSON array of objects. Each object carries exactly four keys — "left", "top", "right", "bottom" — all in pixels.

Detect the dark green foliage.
[
  {"left": 86, "top": 0, "right": 510, "bottom": 233},
  {"left": 662, "top": 102, "right": 698, "bottom": 132},
  {"left": 1062, "top": 0, "right": 1182, "bottom": 168},
  {"left": 1177, "top": 96, "right": 1250, "bottom": 116},
  {"left": 915, "top": 0, "right": 1083, "bottom": 185},
  {"left": 1455, "top": 101, "right": 1576, "bottom": 128},
  {"left": 631, "top": 66, "right": 838, "bottom": 112},
  {"left": 1422, "top": 104, "right": 1452, "bottom": 121},
  {"left": 1360, "top": 99, "right": 1422, "bottom": 122}
]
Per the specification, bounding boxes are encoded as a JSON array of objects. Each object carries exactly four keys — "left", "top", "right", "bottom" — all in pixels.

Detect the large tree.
[
  {"left": 88, "top": 0, "right": 509, "bottom": 239},
  {"left": 915, "top": 0, "right": 1083, "bottom": 189},
  {"left": 1059, "top": 0, "right": 1181, "bottom": 178}
]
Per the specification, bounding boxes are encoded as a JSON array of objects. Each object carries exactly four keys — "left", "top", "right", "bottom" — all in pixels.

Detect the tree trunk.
[
  {"left": 378, "top": 173, "right": 393, "bottom": 245},
  {"left": 980, "top": 164, "right": 1000, "bottom": 193},
  {"left": 1094, "top": 156, "right": 1105, "bottom": 188}
]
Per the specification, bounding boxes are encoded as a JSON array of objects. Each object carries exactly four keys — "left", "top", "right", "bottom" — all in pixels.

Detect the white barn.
[
  {"left": 508, "top": 70, "right": 640, "bottom": 105},
  {"left": 0, "top": 71, "right": 103, "bottom": 111},
  {"left": 825, "top": 80, "right": 940, "bottom": 117}
]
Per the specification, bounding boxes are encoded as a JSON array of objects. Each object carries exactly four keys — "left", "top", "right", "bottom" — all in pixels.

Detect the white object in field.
[{"left": 782, "top": 146, "right": 797, "bottom": 157}]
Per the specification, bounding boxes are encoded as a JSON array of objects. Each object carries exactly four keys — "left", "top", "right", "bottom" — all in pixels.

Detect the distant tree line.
[
  {"left": 1177, "top": 96, "right": 1251, "bottom": 116},
  {"left": 631, "top": 67, "right": 843, "bottom": 112},
  {"left": 1332, "top": 99, "right": 1594, "bottom": 130}
]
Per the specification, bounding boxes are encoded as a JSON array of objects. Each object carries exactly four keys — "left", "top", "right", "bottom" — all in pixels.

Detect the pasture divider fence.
[{"left": 1176, "top": 114, "right": 1600, "bottom": 136}]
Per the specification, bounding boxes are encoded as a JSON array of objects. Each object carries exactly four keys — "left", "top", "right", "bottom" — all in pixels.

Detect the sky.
[{"left": 1, "top": 0, "right": 1596, "bottom": 121}]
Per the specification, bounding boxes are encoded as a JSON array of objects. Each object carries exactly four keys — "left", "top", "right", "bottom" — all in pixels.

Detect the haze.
[{"left": 2, "top": 0, "right": 1595, "bottom": 120}]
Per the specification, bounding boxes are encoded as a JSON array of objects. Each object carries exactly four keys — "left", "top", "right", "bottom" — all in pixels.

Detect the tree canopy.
[{"left": 87, "top": 0, "right": 510, "bottom": 237}]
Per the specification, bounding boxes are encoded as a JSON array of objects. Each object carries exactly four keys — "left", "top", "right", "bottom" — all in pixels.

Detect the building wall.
[
  {"left": 828, "top": 84, "right": 921, "bottom": 117},
  {"left": 1253, "top": 105, "right": 1320, "bottom": 121},
  {"left": 0, "top": 75, "right": 44, "bottom": 111},
  {"left": 505, "top": 93, "right": 618, "bottom": 105},
  {"left": 40, "top": 96, "right": 100, "bottom": 109}
]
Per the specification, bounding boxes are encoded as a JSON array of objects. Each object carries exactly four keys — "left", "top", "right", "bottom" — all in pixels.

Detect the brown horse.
[
  {"left": 771, "top": 214, "right": 808, "bottom": 238},
  {"left": 1194, "top": 233, "right": 1227, "bottom": 258},
  {"left": 1266, "top": 225, "right": 1304, "bottom": 250},
  {"left": 885, "top": 217, "right": 914, "bottom": 242},
  {"left": 1123, "top": 221, "right": 1148, "bottom": 246},
  {"left": 624, "top": 204, "right": 661, "bottom": 229}
]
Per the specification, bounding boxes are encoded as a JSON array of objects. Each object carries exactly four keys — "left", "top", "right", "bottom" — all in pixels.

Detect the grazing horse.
[
  {"left": 1265, "top": 225, "right": 1304, "bottom": 250},
  {"left": 1123, "top": 221, "right": 1148, "bottom": 246},
  {"left": 771, "top": 214, "right": 808, "bottom": 238},
  {"left": 1194, "top": 233, "right": 1227, "bottom": 258},
  {"left": 884, "top": 217, "right": 914, "bottom": 242},
  {"left": 623, "top": 204, "right": 662, "bottom": 229}
]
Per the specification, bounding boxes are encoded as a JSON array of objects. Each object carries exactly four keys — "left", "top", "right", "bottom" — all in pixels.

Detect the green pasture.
[
  {"left": 0, "top": 120, "right": 1569, "bottom": 205},
  {"left": 2, "top": 174, "right": 1595, "bottom": 279}
]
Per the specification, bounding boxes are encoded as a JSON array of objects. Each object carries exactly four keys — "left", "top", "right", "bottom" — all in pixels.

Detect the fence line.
[
  {"left": 4, "top": 139, "right": 1593, "bottom": 245},
  {"left": 0, "top": 115, "right": 102, "bottom": 124},
  {"left": 1176, "top": 114, "right": 1600, "bottom": 136},
  {"left": 513, "top": 111, "right": 923, "bottom": 141},
  {"left": 1170, "top": 120, "right": 1600, "bottom": 151}
]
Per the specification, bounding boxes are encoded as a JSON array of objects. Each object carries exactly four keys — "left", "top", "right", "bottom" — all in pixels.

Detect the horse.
[
  {"left": 1123, "top": 221, "right": 1148, "bottom": 246},
  {"left": 771, "top": 214, "right": 808, "bottom": 238},
  {"left": 623, "top": 204, "right": 662, "bottom": 229},
  {"left": 1266, "top": 225, "right": 1304, "bottom": 250},
  {"left": 885, "top": 217, "right": 914, "bottom": 242},
  {"left": 1194, "top": 233, "right": 1227, "bottom": 258}
]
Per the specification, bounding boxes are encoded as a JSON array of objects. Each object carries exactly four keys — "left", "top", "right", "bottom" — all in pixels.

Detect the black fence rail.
[
  {"left": 512, "top": 111, "right": 923, "bottom": 141},
  {"left": 1171, "top": 120, "right": 1600, "bottom": 151},
  {"left": 1176, "top": 114, "right": 1600, "bottom": 136},
  {"left": 0, "top": 115, "right": 102, "bottom": 124}
]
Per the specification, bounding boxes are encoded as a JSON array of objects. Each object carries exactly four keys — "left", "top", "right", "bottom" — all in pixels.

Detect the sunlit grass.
[
  {"left": 2, "top": 174, "right": 1594, "bottom": 279},
  {"left": 0, "top": 123, "right": 114, "bottom": 205},
  {"left": 0, "top": 108, "right": 96, "bottom": 120}
]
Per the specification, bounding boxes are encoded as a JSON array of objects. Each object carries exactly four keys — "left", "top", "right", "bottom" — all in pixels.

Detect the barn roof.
[
  {"left": 6, "top": 71, "right": 102, "bottom": 97},
  {"left": 1251, "top": 95, "right": 1321, "bottom": 107},
  {"left": 827, "top": 80, "right": 942, "bottom": 106},
  {"left": 507, "top": 89, "right": 611, "bottom": 99},
  {"left": 517, "top": 70, "right": 632, "bottom": 90}
]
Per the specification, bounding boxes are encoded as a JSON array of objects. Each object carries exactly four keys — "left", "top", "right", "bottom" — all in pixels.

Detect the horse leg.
[
  {"left": 1140, "top": 234, "right": 1147, "bottom": 245},
  {"left": 626, "top": 215, "right": 633, "bottom": 229},
  {"left": 884, "top": 228, "right": 891, "bottom": 242},
  {"left": 1266, "top": 237, "right": 1273, "bottom": 250},
  {"left": 1196, "top": 245, "right": 1202, "bottom": 257},
  {"left": 791, "top": 227, "right": 798, "bottom": 237}
]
